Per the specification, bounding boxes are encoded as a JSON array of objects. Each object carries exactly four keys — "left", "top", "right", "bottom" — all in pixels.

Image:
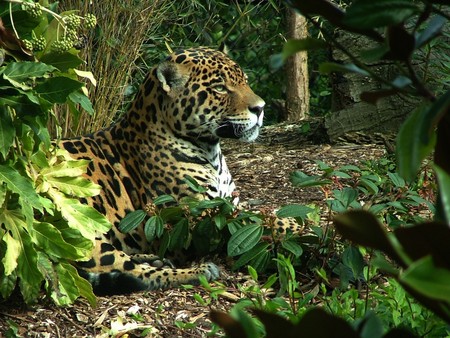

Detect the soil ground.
[{"left": 0, "top": 123, "right": 386, "bottom": 337}]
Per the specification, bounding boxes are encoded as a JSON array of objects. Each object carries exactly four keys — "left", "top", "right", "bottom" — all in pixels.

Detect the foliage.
[
  {"left": 209, "top": 0, "right": 450, "bottom": 335},
  {"left": 119, "top": 175, "right": 309, "bottom": 272},
  {"left": 209, "top": 260, "right": 449, "bottom": 338},
  {"left": 0, "top": 0, "right": 110, "bottom": 305}
]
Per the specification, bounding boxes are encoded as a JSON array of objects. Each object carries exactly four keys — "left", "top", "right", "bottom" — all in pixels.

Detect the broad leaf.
[
  {"left": 169, "top": 219, "right": 189, "bottom": 251},
  {"left": 49, "top": 190, "right": 111, "bottom": 242},
  {"left": 32, "top": 222, "right": 88, "bottom": 260},
  {"left": 281, "top": 239, "right": 303, "bottom": 258},
  {"left": 400, "top": 256, "right": 450, "bottom": 303},
  {"left": 334, "top": 210, "right": 403, "bottom": 265},
  {"left": 0, "top": 107, "right": 15, "bottom": 158},
  {"left": 144, "top": 215, "right": 164, "bottom": 242},
  {"left": 276, "top": 204, "right": 313, "bottom": 220},
  {"left": 415, "top": 15, "right": 446, "bottom": 49},
  {"left": 35, "top": 77, "right": 83, "bottom": 104},
  {"left": 290, "top": 171, "right": 332, "bottom": 187},
  {"left": 228, "top": 224, "right": 262, "bottom": 256},
  {"left": 68, "top": 91, "right": 95, "bottom": 115},
  {"left": 342, "top": 246, "right": 364, "bottom": 279},
  {"left": 232, "top": 242, "right": 269, "bottom": 270},
  {"left": 40, "top": 52, "right": 83, "bottom": 72},
  {"left": 3, "top": 61, "right": 56, "bottom": 83},
  {"left": 153, "top": 194, "right": 176, "bottom": 206},
  {"left": 46, "top": 176, "right": 101, "bottom": 197},
  {"left": 1, "top": 232, "right": 21, "bottom": 275},
  {"left": 397, "top": 103, "right": 435, "bottom": 181},
  {"left": 61, "top": 261, "right": 96, "bottom": 306},
  {"left": 435, "top": 166, "right": 450, "bottom": 226},
  {"left": 319, "top": 62, "right": 369, "bottom": 76},
  {"left": 118, "top": 210, "right": 146, "bottom": 233},
  {"left": 0, "top": 165, "right": 42, "bottom": 212},
  {"left": 343, "top": 0, "right": 419, "bottom": 29}
]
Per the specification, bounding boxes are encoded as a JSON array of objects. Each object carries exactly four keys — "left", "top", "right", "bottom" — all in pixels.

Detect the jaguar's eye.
[{"left": 213, "top": 85, "right": 227, "bottom": 93}]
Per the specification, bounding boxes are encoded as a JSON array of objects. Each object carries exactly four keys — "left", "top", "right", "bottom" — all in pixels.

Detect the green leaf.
[
  {"left": 415, "top": 15, "right": 446, "bottom": 49},
  {"left": 35, "top": 77, "right": 83, "bottom": 104},
  {"left": 343, "top": 0, "right": 419, "bottom": 29},
  {"left": 281, "top": 239, "right": 303, "bottom": 258},
  {"left": 1, "top": 232, "right": 21, "bottom": 275},
  {"left": 59, "top": 261, "right": 96, "bottom": 306},
  {"left": 334, "top": 210, "right": 403, "bottom": 265},
  {"left": 45, "top": 176, "right": 101, "bottom": 197},
  {"left": 198, "top": 199, "right": 225, "bottom": 209},
  {"left": 3, "top": 62, "right": 56, "bottom": 83},
  {"left": 387, "top": 172, "right": 406, "bottom": 187},
  {"left": 214, "top": 214, "right": 227, "bottom": 230},
  {"left": 0, "top": 272, "right": 17, "bottom": 300},
  {"left": 3, "top": 211, "right": 43, "bottom": 303},
  {"left": 40, "top": 52, "right": 83, "bottom": 72},
  {"left": 49, "top": 191, "right": 111, "bottom": 242},
  {"left": 319, "top": 62, "right": 370, "bottom": 76},
  {"left": 153, "top": 194, "right": 176, "bottom": 206},
  {"left": 32, "top": 222, "right": 88, "bottom": 260},
  {"left": 0, "top": 165, "right": 43, "bottom": 212},
  {"left": 118, "top": 210, "right": 146, "bottom": 233},
  {"left": 276, "top": 204, "right": 313, "bottom": 220},
  {"left": 290, "top": 171, "right": 332, "bottom": 187},
  {"left": 232, "top": 242, "right": 269, "bottom": 270},
  {"left": 400, "top": 255, "right": 450, "bottom": 302},
  {"left": 342, "top": 246, "right": 364, "bottom": 279},
  {"left": 40, "top": 158, "right": 90, "bottom": 178},
  {"left": 144, "top": 215, "right": 164, "bottom": 242},
  {"left": 169, "top": 219, "right": 188, "bottom": 251},
  {"left": 183, "top": 175, "right": 207, "bottom": 193},
  {"left": 68, "top": 91, "right": 94, "bottom": 115},
  {"left": 227, "top": 224, "right": 263, "bottom": 256},
  {"left": 434, "top": 166, "right": 450, "bottom": 226},
  {"left": 397, "top": 103, "right": 436, "bottom": 181},
  {"left": 359, "top": 177, "right": 379, "bottom": 194},
  {"left": 281, "top": 38, "right": 326, "bottom": 60},
  {"left": 0, "top": 107, "right": 15, "bottom": 159}
]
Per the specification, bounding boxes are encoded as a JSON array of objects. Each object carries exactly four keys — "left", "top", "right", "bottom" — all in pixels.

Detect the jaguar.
[{"left": 60, "top": 47, "right": 270, "bottom": 295}]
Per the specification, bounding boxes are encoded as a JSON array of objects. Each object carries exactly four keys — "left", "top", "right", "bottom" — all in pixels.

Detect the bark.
[
  {"left": 325, "top": 31, "right": 418, "bottom": 142},
  {"left": 284, "top": 9, "right": 309, "bottom": 122}
]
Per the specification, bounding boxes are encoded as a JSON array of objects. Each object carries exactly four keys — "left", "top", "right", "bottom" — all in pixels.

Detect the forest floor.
[{"left": 0, "top": 123, "right": 387, "bottom": 337}]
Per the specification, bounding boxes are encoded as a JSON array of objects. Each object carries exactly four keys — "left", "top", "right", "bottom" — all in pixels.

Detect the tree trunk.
[{"left": 285, "top": 9, "right": 309, "bottom": 122}]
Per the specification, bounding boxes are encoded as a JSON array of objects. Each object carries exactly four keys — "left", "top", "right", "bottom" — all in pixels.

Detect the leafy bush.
[
  {"left": 0, "top": 0, "right": 110, "bottom": 305},
  {"left": 119, "top": 175, "right": 309, "bottom": 271},
  {"left": 210, "top": 0, "right": 450, "bottom": 335}
]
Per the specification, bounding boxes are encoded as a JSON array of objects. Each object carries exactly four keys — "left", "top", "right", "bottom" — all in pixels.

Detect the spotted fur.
[{"left": 60, "top": 47, "right": 265, "bottom": 295}]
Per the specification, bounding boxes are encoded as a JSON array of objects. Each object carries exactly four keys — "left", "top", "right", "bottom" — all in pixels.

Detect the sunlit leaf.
[
  {"left": 1, "top": 232, "right": 21, "bottom": 275},
  {"left": 49, "top": 190, "right": 111, "bottom": 242},
  {"left": 32, "top": 222, "right": 88, "bottom": 260},
  {"left": 0, "top": 165, "right": 42, "bottom": 211}
]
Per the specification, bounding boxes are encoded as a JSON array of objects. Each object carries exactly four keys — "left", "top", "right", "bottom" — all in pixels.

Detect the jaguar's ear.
[
  {"left": 218, "top": 42, "right": 229, "bottom": 55},
  {"left": 156, "top": 62, "right": 189, "bottom": 95}
]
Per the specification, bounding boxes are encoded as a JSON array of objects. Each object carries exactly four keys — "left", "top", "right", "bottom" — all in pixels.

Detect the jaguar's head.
[{"left": 143, "top": 47, "right": 264, "bottom": 143}]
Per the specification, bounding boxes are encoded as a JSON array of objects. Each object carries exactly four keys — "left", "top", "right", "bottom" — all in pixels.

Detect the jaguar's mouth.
[{"left": 215, "top": 121, "right": 260, "bottom": 142}]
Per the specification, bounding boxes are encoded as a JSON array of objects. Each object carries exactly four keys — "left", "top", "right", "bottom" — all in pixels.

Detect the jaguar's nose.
[{"left": 249, "top": 104, "right": 264, "bottom": 117}]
